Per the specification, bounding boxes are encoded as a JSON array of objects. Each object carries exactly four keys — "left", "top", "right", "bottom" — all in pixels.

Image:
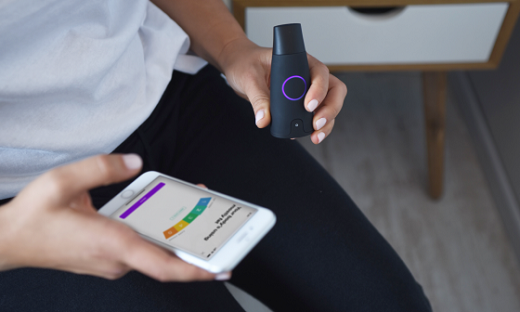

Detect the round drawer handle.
[{"left": 348, "top": 6, "right": 406, "bottom": 21}]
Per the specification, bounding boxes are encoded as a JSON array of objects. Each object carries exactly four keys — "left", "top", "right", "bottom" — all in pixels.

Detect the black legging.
[{"left": 0, "top": 65, "right": 432, "bottom": 312}]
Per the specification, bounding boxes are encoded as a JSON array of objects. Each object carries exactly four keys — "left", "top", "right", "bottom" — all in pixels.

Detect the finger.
[
  {"left": 311, "top": 118, "right": 335, "bottom": 144},
  {"left": 43, "top": 154, "right": 142, "bottom": 203},
  {"left": 311, "top": 74, "right": 347, "bottom": 133},
  {"left": 105, "top": 266, "right": 131, "bottom": 280},
  {"left": 60, "top": 261, "right": 130, "bottom": 280},
  {"left": 197, "top": 184, "right": 208, "bottom": 189},
  {"left": 304, "top": 54, "right": 330, "bottom": 112},
  {"left": 122, "top": 235, "right": 216, "bottom": 282},
  {"left": 243, "top": 69, "right": 271, "bottom": 128}
]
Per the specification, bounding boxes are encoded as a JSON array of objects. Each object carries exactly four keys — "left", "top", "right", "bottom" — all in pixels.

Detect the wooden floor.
[{"left": 299, "top": 72, "right": 520, "bottom": 312}]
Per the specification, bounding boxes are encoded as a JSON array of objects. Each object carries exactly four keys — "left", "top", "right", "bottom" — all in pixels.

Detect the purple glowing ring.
[{"left": 282, "top": 75, "right": 306, "bottom": 101}]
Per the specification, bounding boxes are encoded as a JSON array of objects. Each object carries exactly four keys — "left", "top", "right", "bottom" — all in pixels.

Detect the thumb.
[
  {"left": 245, "top": 75, "right": 271, "bottom": 128},
  {"left": 41, "top": 154, "right": 142, "bottom": 203}
]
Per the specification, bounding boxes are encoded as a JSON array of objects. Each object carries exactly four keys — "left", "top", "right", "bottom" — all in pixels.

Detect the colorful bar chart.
[
  {"left": 120, "top": 182, "right": 165, "bottom": 219},
  {"left": 163, "top": 197, "right": 212, "bottom": 239}
]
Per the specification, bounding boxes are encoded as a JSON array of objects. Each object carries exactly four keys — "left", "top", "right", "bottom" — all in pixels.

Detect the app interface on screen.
[{"left": 111, "top": 177, "right": 256, "bottom": 259}]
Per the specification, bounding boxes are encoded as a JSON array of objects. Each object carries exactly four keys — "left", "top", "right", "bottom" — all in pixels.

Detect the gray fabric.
[{"left": 0, "top": 0, "right": 205, "bottom": 199}]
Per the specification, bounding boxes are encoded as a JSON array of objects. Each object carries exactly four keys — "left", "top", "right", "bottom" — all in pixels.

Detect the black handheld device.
[{"left": 270, "top": 23, "right": 313, "bottom": 139}]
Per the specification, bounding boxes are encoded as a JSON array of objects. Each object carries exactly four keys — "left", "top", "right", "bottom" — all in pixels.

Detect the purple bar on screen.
[{"left": 119, "top": 182, "right": 165, "bottom": 219}]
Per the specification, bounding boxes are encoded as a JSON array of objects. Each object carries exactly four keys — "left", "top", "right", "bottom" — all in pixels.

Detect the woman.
[{"left": 0, "top": 0, "right": 432, "bottom": 311}]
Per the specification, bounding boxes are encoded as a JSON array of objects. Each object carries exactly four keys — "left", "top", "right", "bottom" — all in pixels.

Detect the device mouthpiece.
[{"left": 273, "top": 23, "right": 306, "bottom": 55}]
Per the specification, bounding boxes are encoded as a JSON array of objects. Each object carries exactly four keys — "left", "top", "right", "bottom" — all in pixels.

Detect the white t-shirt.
[{"left": 0, "top": 0, "right": 207, "bottom": 199}]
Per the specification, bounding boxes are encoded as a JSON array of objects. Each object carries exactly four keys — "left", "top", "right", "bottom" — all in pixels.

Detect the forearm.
[
  {"left": 151, "top": 0, "right": 254, "bottom": 72},
  {"left": 0, "top": 203, "right": 17, "bottom": 271}
]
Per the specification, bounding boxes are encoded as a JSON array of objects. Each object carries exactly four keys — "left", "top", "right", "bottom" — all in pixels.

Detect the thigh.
[
  {"left": 168, "top": 66, "right": 432, "bottom": 312},
  {"left": 0, "top": 268, "right": 244, "bottom": 312}
]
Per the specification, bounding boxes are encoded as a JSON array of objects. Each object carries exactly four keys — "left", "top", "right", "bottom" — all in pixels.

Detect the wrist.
[{"left": 216, "top": 37, "right": 259, "bottom": 74}]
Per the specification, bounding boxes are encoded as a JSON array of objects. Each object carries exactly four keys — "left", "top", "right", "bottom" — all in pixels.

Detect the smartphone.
[{"left": 98, "top": 171, "right": 276, "bottom": 273}]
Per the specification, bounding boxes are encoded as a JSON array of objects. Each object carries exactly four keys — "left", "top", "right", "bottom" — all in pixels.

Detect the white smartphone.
[{"left": 98, "top": 171, "right": 276, "bottom": 273}]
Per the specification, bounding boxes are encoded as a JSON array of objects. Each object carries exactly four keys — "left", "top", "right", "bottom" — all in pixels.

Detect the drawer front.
[{"left": 246, "top": 3, "right": 508, "bottom": 65}]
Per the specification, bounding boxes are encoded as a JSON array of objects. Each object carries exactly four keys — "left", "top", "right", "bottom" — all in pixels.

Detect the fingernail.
[
  {"left": 316, "top": 118, "right": 327, "bottom": 130},
  {"left": 317, "top": 132, "right": 326, "bottom": 143},
  {"left": 122, "top": 154, "right": 142, "bottom": 170},
  {"left": 215, "top": 272, "right": 231, "bottom": 281},
  {"left": 307, "top": 99, "right": 318, "bottom": 112},
  {"left": 255, "top": 110, "right": 265, "bottom": 126}
]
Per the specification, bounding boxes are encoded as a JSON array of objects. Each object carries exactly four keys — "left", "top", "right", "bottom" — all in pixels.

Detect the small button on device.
[
  {"left": 291, "top": 119, "right": 303, "bottom": 129},
  {"left": 121, "top": 190, "right": 135, "bottom": 199},
  {"left": 282, "top": 75, "right": 307, "bottom": 101},
  {"left": 290, "top": 119, "right": 308, "bottom": 137}
]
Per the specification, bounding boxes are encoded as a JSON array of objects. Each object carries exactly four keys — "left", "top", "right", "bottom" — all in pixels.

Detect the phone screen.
[{"left": 110, "top": 176, "right": 257, "bottom": 260}]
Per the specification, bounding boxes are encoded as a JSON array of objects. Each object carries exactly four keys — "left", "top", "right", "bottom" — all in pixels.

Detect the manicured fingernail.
[
  {"left": 255, "top": 110, "right": 265, "bottom": 125},
  {"left": 316, "top": 118, "right": 327, "bottom": 130},
  {"left": 123, "top": 154, "right": 142, "bottom": 170},
  {"left": 317, "top": 132, "right": 326, "bottom": 143},
  {"left": 215, "top": 272, "right": 231, "bottom": 281},
  {"left": 307, "top": 99, "right": 318, "bottom": 112}
]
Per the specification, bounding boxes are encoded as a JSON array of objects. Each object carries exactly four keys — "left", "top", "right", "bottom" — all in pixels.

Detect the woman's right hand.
[{"left": 0, "top": 154, "right": 226, "bottom": 282}]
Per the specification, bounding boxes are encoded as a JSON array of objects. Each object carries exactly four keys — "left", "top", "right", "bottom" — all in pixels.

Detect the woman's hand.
[
  {"left": 151, "top": 0, "right": 346, "bottom": 143},
  {"left": 0, "top": 154, "right": 223, "bottom": 282},
  {"left": 219, "top": 39, "right": 347, "bottom": 144}
]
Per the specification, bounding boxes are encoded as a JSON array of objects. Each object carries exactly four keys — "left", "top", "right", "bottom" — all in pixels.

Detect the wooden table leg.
[{"left": 422, "top": 71, "right": 447, "bottom": 199}]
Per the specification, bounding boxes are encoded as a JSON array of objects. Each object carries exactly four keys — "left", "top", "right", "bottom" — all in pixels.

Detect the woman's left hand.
[{"left": 219, "top": 39, "right": 347, "bottom": 144}]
